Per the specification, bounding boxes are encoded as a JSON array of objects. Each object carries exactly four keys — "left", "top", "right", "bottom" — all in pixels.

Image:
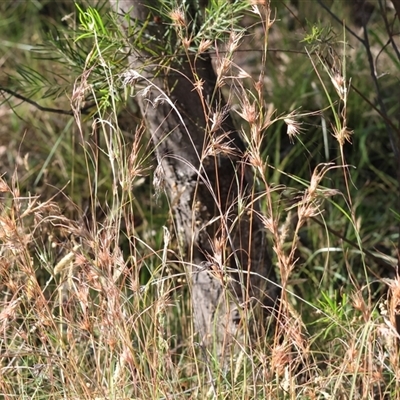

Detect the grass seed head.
[
  {"left": 198, "top": 39, "right": 212, "bottom": 53},
  {"left": 333, "top": 125, "right": 353, "bottom": 146},
  {"left": 284, "top": 114, "right": 305, "bottom": 143},
  {"left": 169, "top": 8, "right": 186, "bottom": 28}
]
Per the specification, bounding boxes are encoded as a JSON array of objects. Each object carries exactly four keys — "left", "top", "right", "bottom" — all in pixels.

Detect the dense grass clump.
[{"left": 0, "top": 1, "right": 399, "bottom": 398}]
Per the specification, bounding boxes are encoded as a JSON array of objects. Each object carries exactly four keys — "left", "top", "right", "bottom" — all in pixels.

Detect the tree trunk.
[{"left": 110, "top": 0, "right": 280, "bottom": 349}]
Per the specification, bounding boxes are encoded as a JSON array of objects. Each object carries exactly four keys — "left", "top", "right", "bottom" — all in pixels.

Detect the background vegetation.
[{"left": 0, "top": 0, "right": 399, "bottom": 398}]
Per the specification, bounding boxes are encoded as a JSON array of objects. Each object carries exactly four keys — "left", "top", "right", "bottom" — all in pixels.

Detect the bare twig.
[
  {"left": 0, "top": 86, "right": 93, "bottom": 116},
  {"left": 380, "top": 0, "right": 400, "bottom": 269},
  {"left": 315, "top": 0, "right": 365, "bottom": 43},
  {"left": 391, "top": 0, "right": 400, "bottom": 20},
  {"left": 379, "top": 0, "right": 400, "bottom": 60}
]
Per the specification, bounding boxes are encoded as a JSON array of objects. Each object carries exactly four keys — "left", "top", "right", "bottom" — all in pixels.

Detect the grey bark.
[{"left": 110, "top": 0, "right": 280, "bottom": 349}]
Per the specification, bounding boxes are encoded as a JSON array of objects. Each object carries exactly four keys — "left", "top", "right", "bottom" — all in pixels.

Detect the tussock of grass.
[{"left": 1, "top": 1, "right": 400, "bottom": 399}]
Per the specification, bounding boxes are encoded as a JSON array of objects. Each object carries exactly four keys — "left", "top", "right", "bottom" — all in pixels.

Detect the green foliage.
[
  {"left": 301, "top": 20, "right": 336, "bottom": 49},
  {"left": 198, "top": 0, "right": 248, "bottom": 40},
  {"left": 0, "top": 0, "right": 399, "bottom": 398}
]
